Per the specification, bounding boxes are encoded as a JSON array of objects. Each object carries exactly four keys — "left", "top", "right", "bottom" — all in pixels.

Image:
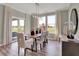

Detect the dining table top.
[
  {"left": 30, "top": 34, "right": 41, "bottom": 38},
  {"left": 24, "top": 33, "right": 41, "bottom": 39}
]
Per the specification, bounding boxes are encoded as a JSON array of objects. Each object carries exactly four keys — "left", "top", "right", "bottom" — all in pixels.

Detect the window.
[
  {"left": 47, "top": 15, "right": 56, "bottom": 34},
  {"left": 19, "top": 20, "right": 24, "bottom": 26},
  {"left": 38, "top": 16, "right": 46, "bottom": 27},
  {"left": 12, "top": 20, "right": 18, "bottom": 32},
  {"left": 12, "top": 20, "right": 18, "bottom": 26},
  {"left": 38, "top": 15, "right": 56, "bottom": 34},
  {"left": 19, "top": 20, "right": 24, "bottom": 33},
  {"left": 12, "top": 19, "right": 24, "bottom": 33}
]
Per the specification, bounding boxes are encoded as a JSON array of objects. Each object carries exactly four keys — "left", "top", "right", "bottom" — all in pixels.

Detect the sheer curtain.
[
  {"left": 56, "top": 10, "right": 69, "bottom": 40},
  {"left": 56, "top": 11, "right": 62, "bottom": 40}
]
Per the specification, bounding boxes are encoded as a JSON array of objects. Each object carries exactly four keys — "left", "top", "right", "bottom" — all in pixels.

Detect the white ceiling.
[{"left": 3, "top": 3, "right": 70, "bottom": 14}]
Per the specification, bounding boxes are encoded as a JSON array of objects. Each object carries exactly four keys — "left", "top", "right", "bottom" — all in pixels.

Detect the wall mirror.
[
  {"left": 67, "top": 8, "right": 78, "bottom": 39},
  {"left": 70, "top": 8, "right": 78, "bottom": 35}
]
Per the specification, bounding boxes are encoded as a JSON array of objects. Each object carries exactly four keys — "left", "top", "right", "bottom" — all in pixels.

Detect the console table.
[{"left": 60, "top": 35, "right": 79, "bottom": 56}]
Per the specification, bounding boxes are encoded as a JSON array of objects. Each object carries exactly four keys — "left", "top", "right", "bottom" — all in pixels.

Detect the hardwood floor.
[{"left": 0, "top": 40, "right": 61, "bottom": 56}]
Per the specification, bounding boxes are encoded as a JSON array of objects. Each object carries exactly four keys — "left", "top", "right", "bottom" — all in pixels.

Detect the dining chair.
[
  {"left": 37, "top": 32, "right": 46, "bottom": 50},
  {"left": 16, "top": 33, "right": 33, "bottom": 56},
  {"left": 45, "top": 31, "right": 48, "bottom": 43}
]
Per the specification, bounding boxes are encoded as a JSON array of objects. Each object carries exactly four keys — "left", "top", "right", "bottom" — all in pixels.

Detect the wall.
[
  {"left": 0, "top": 5, "right": 4, "bottom": 44},
  {"left": 69, "top": 3, "right": 79, "bottom": 39},
  {"left": 61, "top": 10, "right": 69, "bottom": 35},
  {"left": 11, "top": 8, "right": 25, "bottom": 19}
]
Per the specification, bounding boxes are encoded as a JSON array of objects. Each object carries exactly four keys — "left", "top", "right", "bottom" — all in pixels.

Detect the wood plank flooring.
[{"left": 0, "top": 40, "right": 61, "bottom": 56}]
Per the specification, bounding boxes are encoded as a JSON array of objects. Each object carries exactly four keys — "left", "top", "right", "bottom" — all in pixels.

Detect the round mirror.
[
  {"left": 67, "top": 8, "right": 78, "bottom": 39},
  {"left": 70, "top": 8, "right": 78, "bottom": 35}
]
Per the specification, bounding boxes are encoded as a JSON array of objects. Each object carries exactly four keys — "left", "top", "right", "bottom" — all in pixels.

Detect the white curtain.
[{"left": 56, "top": 11, "right": 62, "bottom": 40}]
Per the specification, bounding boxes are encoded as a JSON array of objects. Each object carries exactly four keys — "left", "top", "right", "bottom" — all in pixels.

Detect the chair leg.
[
  {"left": 43, "top": 41, "right": 46, "bottom": 47},
  {"left": 46, "top": 39, "right": 48, "bottom": 43},
  {"left": 18, "top": 47, "right": 20, "bottom": 56},
  {"left": 24, "top": 48, "right": 27, "bottom": 56},
  {"left": 36, "top": 42, "right": 37, "bottom": 52},
  {"left": 31, "top": 45, "right": 33, "bottom": 51},
  {"left": 40, "top": 44, "right": 42, "bottom": 50}
]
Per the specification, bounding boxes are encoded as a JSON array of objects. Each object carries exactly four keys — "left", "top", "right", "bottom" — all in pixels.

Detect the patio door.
[{"left": 11, "top": 18, "right": 24, "bottom": 43}]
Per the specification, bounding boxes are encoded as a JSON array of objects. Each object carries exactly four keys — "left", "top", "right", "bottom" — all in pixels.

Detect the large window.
[
  {"left": 12, "top": 20, "right": 18, "bottom": 32},
  {"left": 19, "top": 20, "right": 24, "bottom": 26},
  {"left": 12, "top": 20, "right": 18, "bottom": 26},
  {"left": 12, "top": 19, "right": 24, "bottom": 33},
  {"left": 38, "top": 16, "right": 46, "bottom": 27},
  {"left": 19, "top": 20, "right": 24, "bottom": 32},
  {"left": 38, "top": 15, "right": 56, "bottom": 34},
  {"left": 47, "top": 15, "right": 56, "bottom": 34}
]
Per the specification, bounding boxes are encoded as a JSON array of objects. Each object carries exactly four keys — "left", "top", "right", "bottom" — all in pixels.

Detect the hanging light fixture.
[
  {"left": 34, "top": 3, "right": 40, "bottom": 31},
  {"left": 35, "top": 3, "right": 39, "bottom": 20}
]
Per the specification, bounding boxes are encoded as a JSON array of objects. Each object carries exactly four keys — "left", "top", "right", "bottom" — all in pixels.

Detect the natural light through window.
[
  {"left": 19, "top": 20, "right": 24, "bottom": 26},
  {"left": 12, "top": 19, "right": 24, "bottom": 33},
  {"left": 48, "top": 15, "right": 56, "bottom": 27},
  {"left": 12, "top": 20, "right": 18, "bottom": 26},
  {"left": 47, "top": 15, "right": 56, "bottom": 34},
  {"left": 38, "top": 16, "right": 46, "bottom": 27}
]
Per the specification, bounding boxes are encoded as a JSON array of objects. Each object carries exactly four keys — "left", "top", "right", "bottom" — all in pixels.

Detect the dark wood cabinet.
[{"left": 62, "top": 41, "right": 79, "bottom": 56}]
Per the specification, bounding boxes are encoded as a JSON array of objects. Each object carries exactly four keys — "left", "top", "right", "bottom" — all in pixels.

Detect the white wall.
[
  {"left": 60, "top": 10, "right": 69, "bottom": 35},
  {"left": 0, "top": 5, "right": 4, "bottom": 44},
  {"left": 69, "top": 3, "right": 79, "bottom": 39},
  {"left": 11, "top": 8, "right": 25, "bottom": 19}
]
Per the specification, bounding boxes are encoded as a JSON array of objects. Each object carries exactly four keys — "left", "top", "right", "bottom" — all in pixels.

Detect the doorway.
[{"left": 11, "top": 17, "right": 24, "bottom": 43}]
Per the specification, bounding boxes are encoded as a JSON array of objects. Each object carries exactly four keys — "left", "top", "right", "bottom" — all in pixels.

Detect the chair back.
[
  {"left": 40, "top": 32, "right": 46, "bottom": 41},
  {"left": 17, "top": 33, "right": 25, "bottom": 48}
]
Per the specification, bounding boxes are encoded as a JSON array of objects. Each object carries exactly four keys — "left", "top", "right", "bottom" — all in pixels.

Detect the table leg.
[{"left": 32, "top": 38, "right": 37, "bottom": 52}]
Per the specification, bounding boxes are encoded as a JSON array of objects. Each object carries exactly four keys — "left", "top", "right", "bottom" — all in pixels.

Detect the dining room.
[{"left": 0, "top": 3, "right": 73, "bottom": 56}]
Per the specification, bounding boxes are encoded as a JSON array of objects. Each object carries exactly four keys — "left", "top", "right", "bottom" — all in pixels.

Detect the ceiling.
[{"left": 3, "top": 3, "right": 70, "bottom": 14}]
